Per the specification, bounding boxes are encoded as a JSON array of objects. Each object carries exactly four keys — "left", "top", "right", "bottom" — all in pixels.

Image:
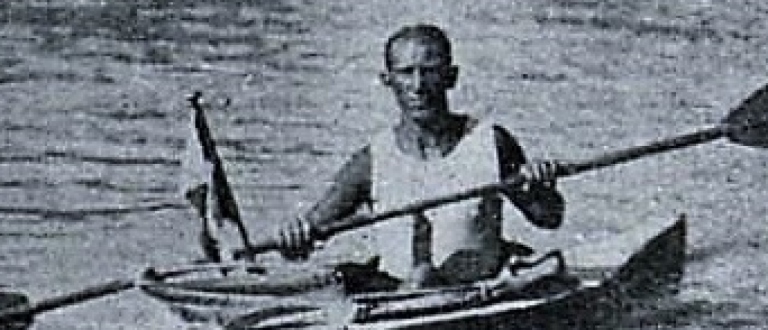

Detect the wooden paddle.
[{"left": 235, "top": 82, "right": 768, "bottom": 258}]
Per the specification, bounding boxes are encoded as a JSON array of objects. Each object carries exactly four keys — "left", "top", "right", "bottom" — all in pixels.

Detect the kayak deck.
[
  {"left": 140, "top": 215, "right": 686, "bottom": 329},
  {"left": 349, "top": 215, "right": 686, "bottom": 330}
]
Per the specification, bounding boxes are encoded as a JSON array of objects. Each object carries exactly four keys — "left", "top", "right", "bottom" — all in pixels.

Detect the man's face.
[{"left": 382, "top": 37, "right": 457, "bottom": 123}]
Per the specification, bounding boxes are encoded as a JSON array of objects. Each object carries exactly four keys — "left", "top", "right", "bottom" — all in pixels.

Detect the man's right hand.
[{"left": 275, "top": 216, "right": 315, "bottom": 261}]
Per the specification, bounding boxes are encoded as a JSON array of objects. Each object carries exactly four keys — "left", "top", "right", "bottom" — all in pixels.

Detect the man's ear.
[
  {"left": 444, "top": 65, "right": 459, "bottom": 89},
  {"left": 379, "top": 72, "right": 392, "bottom": 86}
]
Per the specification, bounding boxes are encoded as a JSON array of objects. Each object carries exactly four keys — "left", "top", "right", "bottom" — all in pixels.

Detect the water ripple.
[
  {"left": 258, "top": 143, "right": 334, "bottom": 156},
  {"left": 232, "top": 116, "right": 332, "bottom": 129},
  {"left": 0, "top": 69, "right": 89, "bottom": 84},
  {"left": 87, "top": 108, "right": 167, "bottom": 121},
  {"left": 0, "top": 0, "right": 309, "bottom": 67},
  {"left": 0, "top": 179, "right": 44, "bottom": 188},
  {"left": 35, "top": 150, "right": 180, "bottom": 166},
  {"left": 71, "top": 178, "right": 174, "bottom": 194},
  {"left": 0, "top": 203, "right": 186, "bottom": 221},
  {"left": 0, "top": 231, "right": 70, "bottom": 239}
]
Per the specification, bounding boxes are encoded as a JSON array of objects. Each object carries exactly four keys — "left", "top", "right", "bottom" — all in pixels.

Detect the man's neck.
[{"left": 394, "top": 113, "right": 467, "bottom": 159}]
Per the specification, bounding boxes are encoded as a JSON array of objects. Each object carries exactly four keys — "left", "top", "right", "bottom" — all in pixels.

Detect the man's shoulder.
[
  {"left": 488, "top": 123, "right": 513, "bottom": 137},
  {"left": 331, "top": 146, "right": 371, "bottom": 185},
  {"left": 463, "top": 119, "right": 518, "bottom": 145},
  {"left": 457, "top": 115, "right": 510, "bottom": 135},
  {"left": 457, "top": 117, "right": 520, "bottom": 150},
  {"left": 487, "top": 123, "right": 527, "bottom": 168},
  {"left": 486, "top": 123, "right": 517, "bottom": 144}
]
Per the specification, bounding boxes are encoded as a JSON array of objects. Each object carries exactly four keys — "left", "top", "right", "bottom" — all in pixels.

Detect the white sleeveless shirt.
[{"left": 367, "top": 122, "right": 504, "bottom": 279}]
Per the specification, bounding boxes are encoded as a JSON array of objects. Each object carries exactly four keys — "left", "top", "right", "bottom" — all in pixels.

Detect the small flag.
[{"left": 180, "top": 91, "right": 252, "bottom": 262}]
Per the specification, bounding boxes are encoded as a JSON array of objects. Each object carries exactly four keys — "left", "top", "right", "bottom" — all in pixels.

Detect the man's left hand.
[{"left": 520, "top": 159, "right": 561, "bottom": 189}]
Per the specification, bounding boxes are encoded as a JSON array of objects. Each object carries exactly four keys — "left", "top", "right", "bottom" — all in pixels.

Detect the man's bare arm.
[
  {"left": 276, "top": 147, "right": 371, "bottom": 259},
  {"left": 302, "top": 147, "right": 372, "bottom": 226},
  {"left": 493, "top": 125, "right": 565, "bottom": 229}
]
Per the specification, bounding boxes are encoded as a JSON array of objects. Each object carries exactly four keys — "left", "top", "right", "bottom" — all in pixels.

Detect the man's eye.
[{"left": 394, "top": 67, "right": 442, "bottom": 76}]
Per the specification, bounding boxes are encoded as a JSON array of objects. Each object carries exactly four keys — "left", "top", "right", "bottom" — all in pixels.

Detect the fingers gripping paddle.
[{"left": 236, "top": 82, "right": 768, "bottom": 258}]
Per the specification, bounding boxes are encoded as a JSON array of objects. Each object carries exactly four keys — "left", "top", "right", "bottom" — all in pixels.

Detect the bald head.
[
  {"left": 379, "top": 24, "right": 459, "bottom": 127},
  {"left": 384, "top": 24, "right": 453, "bottom": 70}
]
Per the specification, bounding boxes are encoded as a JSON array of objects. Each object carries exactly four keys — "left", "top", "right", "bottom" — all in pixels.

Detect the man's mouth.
[
  {"left": 406, "top": 97, "right": 427, "bottom": 107},
  {"left": 408, "top": 105, "right": 434, "bottom": 118}
]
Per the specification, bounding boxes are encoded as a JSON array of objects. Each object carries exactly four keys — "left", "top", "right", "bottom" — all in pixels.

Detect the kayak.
[
  {"left": 141, "top": 215, "right": 685, "bottom": 329},
  {"left": 140, "top": 215, "right": 686, "bottom": 329}
]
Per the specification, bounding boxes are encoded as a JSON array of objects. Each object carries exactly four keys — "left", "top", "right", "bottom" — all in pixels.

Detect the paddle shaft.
[
  {"left": 0, "top": 263, "right": 238, "bottom": 321},
  {"left": 0, "top": 281, "right": 134, "bottom": 321},
  {"left": 562, "top": 125, "right": 728, "bottom": 175},
  {"left": 238, "top": 124, "right": 732, "bottom": 256}
]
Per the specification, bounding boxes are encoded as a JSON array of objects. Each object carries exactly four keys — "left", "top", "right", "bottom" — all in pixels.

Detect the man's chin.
[
  {"left": 408, "top": 110, "right": 436, "bottom": 122},
  {"left": 414, "top": 117, "right": 446, "bottom": 127}
]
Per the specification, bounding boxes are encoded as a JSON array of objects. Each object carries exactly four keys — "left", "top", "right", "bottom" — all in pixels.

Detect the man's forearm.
[
  {"left": 302, "top": 148, "right": 372, "bottom": 228},
  {"left": 513, "top": 184, "right": 565, "bottom": 230}
]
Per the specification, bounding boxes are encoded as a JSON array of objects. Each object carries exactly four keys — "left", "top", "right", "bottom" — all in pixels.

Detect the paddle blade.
[
  {"left": 0, "top": 291, "right": 32, "bottom": 328},
  {"left": 723, "top": 83, "right": 768, "bottom": 148}
]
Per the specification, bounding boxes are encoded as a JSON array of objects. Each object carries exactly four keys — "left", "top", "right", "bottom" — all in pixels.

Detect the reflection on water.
[{"left": 1, "top": 0, "right": 768, "bottom": 329}]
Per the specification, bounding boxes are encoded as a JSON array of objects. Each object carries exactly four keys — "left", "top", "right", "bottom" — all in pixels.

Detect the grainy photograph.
[{"left": 1, "top": 1, "right": 767, "bottom": 329}]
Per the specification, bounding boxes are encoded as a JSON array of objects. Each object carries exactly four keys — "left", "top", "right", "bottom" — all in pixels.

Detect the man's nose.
[{"left": 409, "top": 69, "right": 426, "bottom": 93}]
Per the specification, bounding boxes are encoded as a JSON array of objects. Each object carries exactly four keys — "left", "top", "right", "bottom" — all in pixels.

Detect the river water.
[{"left": 2, "top": 0, "right": 768, "bottom": 329}]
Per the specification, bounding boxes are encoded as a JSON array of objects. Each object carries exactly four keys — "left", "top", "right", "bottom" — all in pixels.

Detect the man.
[{"left": 276, "top": 24, "right": 565, "bottom": 291}]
